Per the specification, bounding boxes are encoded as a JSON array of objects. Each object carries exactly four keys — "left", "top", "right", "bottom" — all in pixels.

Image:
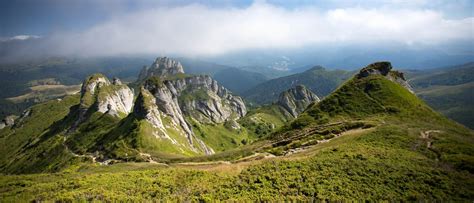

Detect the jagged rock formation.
[
  {"left": 277, "top": 85, "right": 320, "bottom": 118},
  {"left": 79, "top": 74, "right": 134, "bottom": 116},
  {"left": 131, "top": 57, "right": 247, "bottom": 155},
  {"left": 133, "top": 88, "right": 181, "bottom": 143},
  {"left": 358, "top": 62, "right": 414, "bottom": 93},
  {"left": 70, "top": 74, "right": 134, "bottom": 130},
  {"left": 138, "top": 57, "right": 185, "bottom": 81}
]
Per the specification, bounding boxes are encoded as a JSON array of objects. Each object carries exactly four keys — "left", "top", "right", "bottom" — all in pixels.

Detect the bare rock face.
[
  {"left": 143, "top": 78, "right": 194, "bottom": 139},
  {"left": 278, "top": 85, "right": 320, "bottom": 118},
  {"left": 133, "top": 87, "right": 187, "bottom": 146},
  {"left": 135, "top": 83, "right": 216, "bottom": 155},
  {"left": 358, "top": 62, "right": 392, "bottom": 78},
  {"left": 139, "top": 58, "right": 247, "bottom": 125},
  {"left": 71, "top": 74, "right": 134, "bottom": 131},
  {"left": 132, "top": 57, "right": 247, "bottom": 155},
  {"left": 96, "top": 85, "right": 134, "bottom": 116},
  {"left": 80, "top": 74, "right": 134, "bottom": 116},
  {"left": 142, "top": 76, "right": 244, "bottom": 155},
  {"left": 0, "top": 115, "right": 19, "bottom": 129},
  {"left": 138, "top": 57, "right": 185, "bottom": 81},
  {"left": 173, "top": 75, "right": 247, "bottom": 123},
  {"left": 357, "top": 61, "right": 414, "bottom": 93}
]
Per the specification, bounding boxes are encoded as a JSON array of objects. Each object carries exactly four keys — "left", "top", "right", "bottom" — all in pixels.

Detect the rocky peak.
[
  {"left": 358, "top": 61, "right": 392, "bottom": 78},
  {"left": 136, "top": 82, "right": 215, "bottom": 155},
  {"left": 357, "top": 61, "right": 414, "bottom": 93},
  {"left": 278, "top": 85, "right": 320, "bottom": 118},
  {"left": 133, "top": 57, "right": 248, "bottom": 155},
  {"left": 78, "top": 74, "right": 134, "bottom": 119},
  {"left": 140, "top": 57, "right": 185, "bottom": 80},
  {"left": 81, "top": 74, "right": 110, "bottom": 96}
]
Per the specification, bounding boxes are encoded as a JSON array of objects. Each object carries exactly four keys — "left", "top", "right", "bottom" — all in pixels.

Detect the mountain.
[
  {"left": 212, "top": 67, "right": 269, "bottom": 94},
  {"left": 405, "top": 62, "right": 474, "bottom": 128},
  {"left": 1, "top": 61, "right": 472, "bottom": 201},
  {"left": 277, "top": 85, "right": 320, "bottom": 118},
  {"left": 243, "top": 66, "right": 353, "bottom": 104},
  {"left": 174, "top": 58, "right": 270, "bottom": 94},
  {"left": 0, "top": 57, "right": 255, "bottom": 173},
  {"left": 239, "top": 85, "right": 320, "bottom": 138}
]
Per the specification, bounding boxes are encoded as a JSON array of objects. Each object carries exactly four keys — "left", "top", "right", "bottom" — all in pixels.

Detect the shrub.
[{"left": 290, "top": 115, "right": 315, "bottom": 129}]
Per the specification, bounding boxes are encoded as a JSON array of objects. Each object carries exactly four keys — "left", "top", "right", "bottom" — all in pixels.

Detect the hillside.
[
  {"left": 243, "top": 66, "right": 353, "bottom": 104},
  {"left": 1, "top": 61, "right": 472, "bottom": 201},
  {"left": 406, "top": 62, "right": 474, "bottom": 128}
]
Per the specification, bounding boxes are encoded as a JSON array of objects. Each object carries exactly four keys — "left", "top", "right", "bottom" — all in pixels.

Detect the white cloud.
[
  {"left": 0, "top": 35, "right": 41, "bottom": 42},
  {"left": 40, "top": 1, "right": 474, "bottom": 57}
]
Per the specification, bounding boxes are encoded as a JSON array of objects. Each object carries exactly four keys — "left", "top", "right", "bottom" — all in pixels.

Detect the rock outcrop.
[
  {"left": 64, "top": 57, "right": 246, "bottom": 156},
  {"left": 357, "top": 62, "right": 414, "bottom": 93},
  {"left": 138, "top": 57, "right": 246, "bottom": 124},
  {"left": 138, "top": 57, "right": 185, "bottom": 81},
  {"left": 79, "top": 74, "right": 134, "bottom": 116},
  {"left": 132, "top": 57, "right": 247, "bottom": 155},
  {"left": 277, "top": 85, "right": 320, "bottom": 118},
  {"left": 0, "top": 115, "right": 19, "bottom": 130},
  {"left": 71, "top": 74, "right": 134, "bottom": 131}
]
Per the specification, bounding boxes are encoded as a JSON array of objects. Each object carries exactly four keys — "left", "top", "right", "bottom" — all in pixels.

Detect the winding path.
[{"left": 61, "top": 136, "right": 117, "bottom": 165}]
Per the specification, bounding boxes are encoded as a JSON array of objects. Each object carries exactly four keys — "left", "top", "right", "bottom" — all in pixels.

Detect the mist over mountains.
[{"left": 1, "top": 0, "right": 473, "bottom": 69}]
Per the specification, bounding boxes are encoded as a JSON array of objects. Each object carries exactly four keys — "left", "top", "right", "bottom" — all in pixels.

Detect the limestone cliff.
[
  {"left": 131, "top": 57, "right": 247, "bottom": 155},
  {"left": 71, "top": 74, "right": 134, "bottom": 131},
  {"left": 277, "top": 85, "right": 320, "bottom": 118},
  {"left": 137, "top": 57, "right": 185, "bottom": 81}
]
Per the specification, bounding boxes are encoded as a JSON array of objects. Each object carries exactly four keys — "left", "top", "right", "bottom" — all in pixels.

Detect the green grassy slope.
[
  {"left": 239, "top": 104, "right": 291, "bottom": 138},
  {"left": 0, "top": 95, "right": 83, "bottom": 174}
]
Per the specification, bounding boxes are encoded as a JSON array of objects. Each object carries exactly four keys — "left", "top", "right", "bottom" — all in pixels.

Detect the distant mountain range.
[
  {"left": 242, "top": 66, "right": 354, "bottom": 104},
  {"left": 405, "top": 62, "right": 474, "bottom": 129}
]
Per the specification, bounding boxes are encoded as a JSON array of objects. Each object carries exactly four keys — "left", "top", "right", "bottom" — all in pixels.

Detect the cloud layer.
[{"left": 5, "top": 1, "right": 474, "bottom": 58}]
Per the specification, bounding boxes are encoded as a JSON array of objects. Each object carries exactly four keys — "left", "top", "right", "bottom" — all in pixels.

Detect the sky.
[{"left": 0, "top": 0, "right": 473, "bottom": 68}]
